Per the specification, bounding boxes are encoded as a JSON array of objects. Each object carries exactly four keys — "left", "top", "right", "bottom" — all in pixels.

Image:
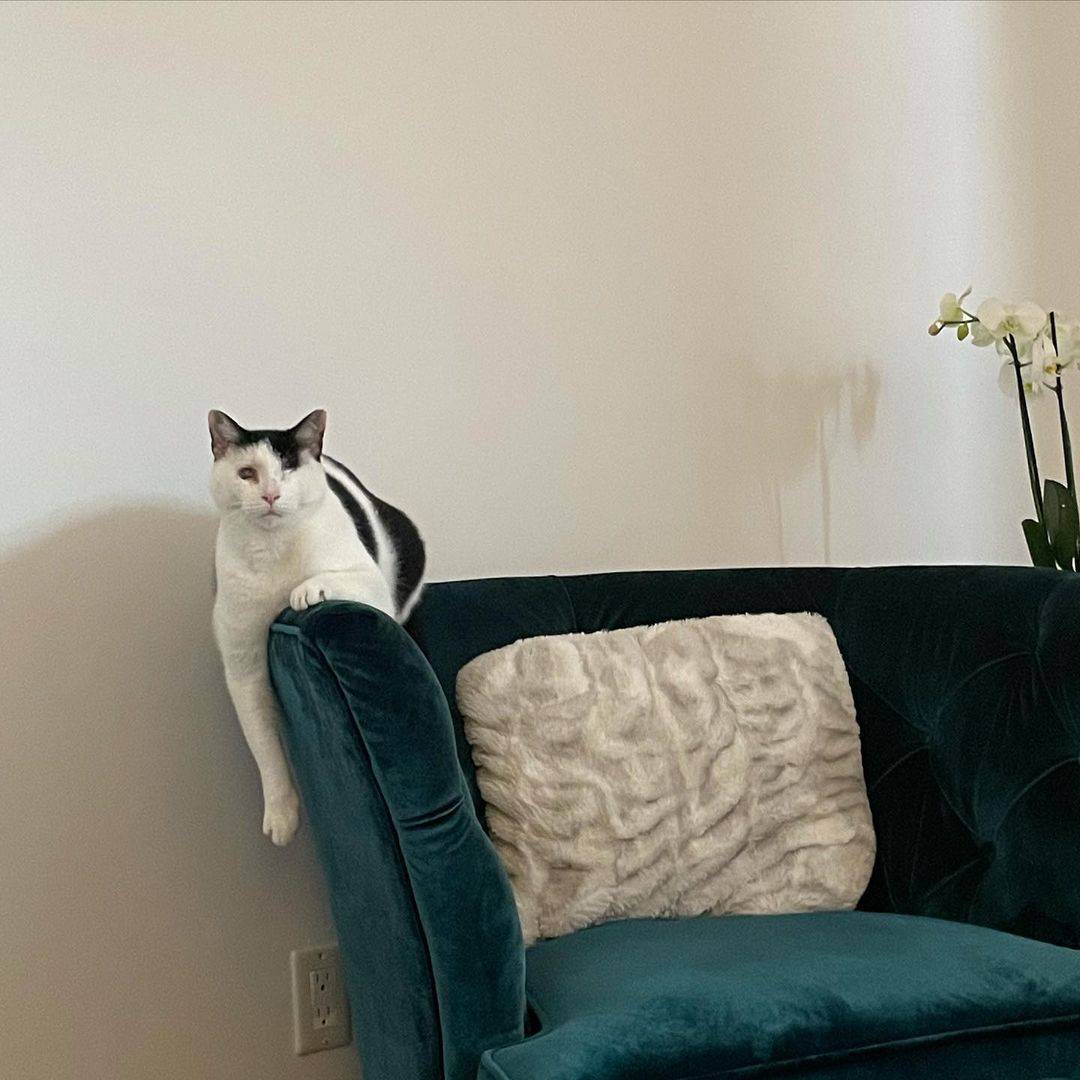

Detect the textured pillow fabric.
[{"left": 456, "top": 614, "right": 875, "bottom": 944}]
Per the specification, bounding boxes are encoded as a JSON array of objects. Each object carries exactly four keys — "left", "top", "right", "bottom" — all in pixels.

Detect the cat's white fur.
[{"left": 210, "top": 410, "right": 397, "bottom": 846}]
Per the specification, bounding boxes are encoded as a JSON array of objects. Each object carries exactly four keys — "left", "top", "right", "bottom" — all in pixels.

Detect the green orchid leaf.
[
  {"left": 1023, "top": 518, "right": 1057, "bottom": 569},
  {"left": 1044, "top": 480, "right": 1060, "bottom": 538},
  {"left": 1044, "top": 479, "right": 1079, "bottom": 571}
]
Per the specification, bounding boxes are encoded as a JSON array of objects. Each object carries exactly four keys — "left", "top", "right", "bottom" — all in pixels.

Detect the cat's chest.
[{"left": 215, "top": 533, "right": 307, "bottom": 612}]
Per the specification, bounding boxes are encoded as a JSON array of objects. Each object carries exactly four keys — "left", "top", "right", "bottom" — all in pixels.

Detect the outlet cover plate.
[{"left": 290, "top": 944, "right": 351, "bottom": 1055}]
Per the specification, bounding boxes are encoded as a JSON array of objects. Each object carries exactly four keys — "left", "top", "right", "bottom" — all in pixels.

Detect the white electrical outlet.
[{"left": 290, "top": 944, "right": 351, "bottom": 1055}]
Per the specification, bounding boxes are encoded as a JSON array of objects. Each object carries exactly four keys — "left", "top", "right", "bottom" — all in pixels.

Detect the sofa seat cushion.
[{"left": 478, "top": 912, "right": 1080, "bottom": 1080}]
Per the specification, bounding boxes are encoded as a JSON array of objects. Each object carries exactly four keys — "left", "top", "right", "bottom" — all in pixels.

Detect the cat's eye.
[{"left": 237, "top": 467, "right": 257, "bottom": 481}]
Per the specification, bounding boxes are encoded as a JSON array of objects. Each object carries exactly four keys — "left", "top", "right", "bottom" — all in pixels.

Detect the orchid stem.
[
  {"left": 1056, "top": 380, "right": 1075, "bottom": 495},
  {"left": 1007, "top": 334, "right": 1045, "bottom": 526},
  {"left": 1049, "top": 313, "right": 1076, "bottom": 500}
]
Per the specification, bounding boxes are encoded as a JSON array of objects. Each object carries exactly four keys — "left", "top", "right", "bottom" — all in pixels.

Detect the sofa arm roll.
[{"left": 269, "top": 601, "right": 525, "bottom": 1080}]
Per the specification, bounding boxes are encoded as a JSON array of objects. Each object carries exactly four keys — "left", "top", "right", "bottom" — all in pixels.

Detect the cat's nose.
[{"left": 262, "top": 492, "right": 280, "bottom": 506}]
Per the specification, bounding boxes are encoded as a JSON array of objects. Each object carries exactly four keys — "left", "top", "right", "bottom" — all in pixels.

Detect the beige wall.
[
  {"left": 0, "top": 2, "right": 1063, "bottom": 1078},
  {"left": 1026, "top": 2, "right": 1080, "bottom": 481}
]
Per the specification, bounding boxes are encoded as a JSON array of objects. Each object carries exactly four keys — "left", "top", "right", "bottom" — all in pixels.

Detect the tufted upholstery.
[{"left": 410, "top": 566, "right": 1080, "bottom": 948}]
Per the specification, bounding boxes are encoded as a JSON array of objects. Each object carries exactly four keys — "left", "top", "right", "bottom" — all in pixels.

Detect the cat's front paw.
[
  {"left": 290, "top": 577, "right": 334, "bottom": 611},
  {"left": 262, "top": 789, "right": 300, "bottom": 846}
]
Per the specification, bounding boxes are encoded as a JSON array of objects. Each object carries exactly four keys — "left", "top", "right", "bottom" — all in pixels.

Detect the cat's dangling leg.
[{"left": 221, "top": 643, "right": 300, "bottom": 846}]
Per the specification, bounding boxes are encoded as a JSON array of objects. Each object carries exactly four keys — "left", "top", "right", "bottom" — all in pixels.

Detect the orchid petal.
[
  {"left": 977, "top": 298, "right": 1008, "bottom": 337},
  {"left": 1014, "top": 301, "right": 1049, "bottom": 342}
]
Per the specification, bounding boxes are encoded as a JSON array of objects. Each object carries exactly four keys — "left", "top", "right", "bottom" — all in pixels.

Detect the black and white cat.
[{"left": 209, "top": 409, "right": 425, "bottom": 845}]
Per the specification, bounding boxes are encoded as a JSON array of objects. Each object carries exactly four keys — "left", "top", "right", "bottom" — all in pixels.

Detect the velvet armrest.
[{"left": 268, "top": 601, "right": 525, "bottom": 1080}]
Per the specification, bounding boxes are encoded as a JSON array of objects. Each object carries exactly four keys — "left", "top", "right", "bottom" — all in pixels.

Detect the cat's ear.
[
  {"left": 293, "top": 409, "right": 327, "bottom": 458},
  {"left": 208, "top": 410, "right": 244, "bottom": 460}
]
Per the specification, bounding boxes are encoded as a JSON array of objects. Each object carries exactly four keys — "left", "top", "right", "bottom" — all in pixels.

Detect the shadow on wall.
[
  {"left": 746, "top": 363, "right": 880, "bottom": 563},
  {"left": 0, "top": 505, "right": 235, "bottom": 838},
  {"left": 0, "top": 505, "right": 340, "bottom": 1080}
]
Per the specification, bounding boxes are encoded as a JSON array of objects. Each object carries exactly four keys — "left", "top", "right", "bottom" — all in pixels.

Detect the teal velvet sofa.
[{"left": 268, "top": 566, "right": 1080, "bottom": 1079}]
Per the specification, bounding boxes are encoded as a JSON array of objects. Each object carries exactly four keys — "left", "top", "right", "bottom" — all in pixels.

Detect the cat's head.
[{"left": 208, "top": 409, "right": 328, "bottom": 528}]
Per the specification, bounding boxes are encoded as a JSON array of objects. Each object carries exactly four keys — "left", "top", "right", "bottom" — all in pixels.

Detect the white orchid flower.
[
  {"left": 1050, "top": 316, "right": 1080, "bottom": 370},
  {"left": 1017, "top": 317, "right": 1080, "bottom": 385},
  {"left": 928, "top": 287, "right": 973, "bottom": 337},
  {"left": 1032, "top": 334, "right": 1062, "bottom": 382},
  {"left": 998, "top": 358, "right": 1043, "bottom": 397},
  {"left": 976, "top": 298, "right": 1048, "bottom": 345},
  {"left": 970, "top": 320, "right": 995, "bottom": 347},
  {"left": 940, "top": 288, "right": 971, "bottom": 322}
]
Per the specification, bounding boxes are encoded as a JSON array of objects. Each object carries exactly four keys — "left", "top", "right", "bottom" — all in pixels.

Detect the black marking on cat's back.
[
  {"left": 323, "top": 455, "right": 426, "bottom": 612},
  {"left": 325, "top": 473, "right": 379, "bottom": 561}
]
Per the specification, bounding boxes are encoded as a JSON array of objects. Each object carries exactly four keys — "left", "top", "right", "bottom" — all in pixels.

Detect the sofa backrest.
[{"left": 409, "top": 566, "right": 1080, "bottom": 948}]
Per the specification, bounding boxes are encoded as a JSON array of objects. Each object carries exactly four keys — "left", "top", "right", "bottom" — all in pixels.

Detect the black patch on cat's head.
[{"left": 208, "top": 409, "right": 327, "bottom": 468}]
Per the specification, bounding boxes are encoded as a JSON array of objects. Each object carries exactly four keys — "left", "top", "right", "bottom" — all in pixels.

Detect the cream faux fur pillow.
[{"left": 456, "top": 614, "right": 875, "bottom": 945}]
